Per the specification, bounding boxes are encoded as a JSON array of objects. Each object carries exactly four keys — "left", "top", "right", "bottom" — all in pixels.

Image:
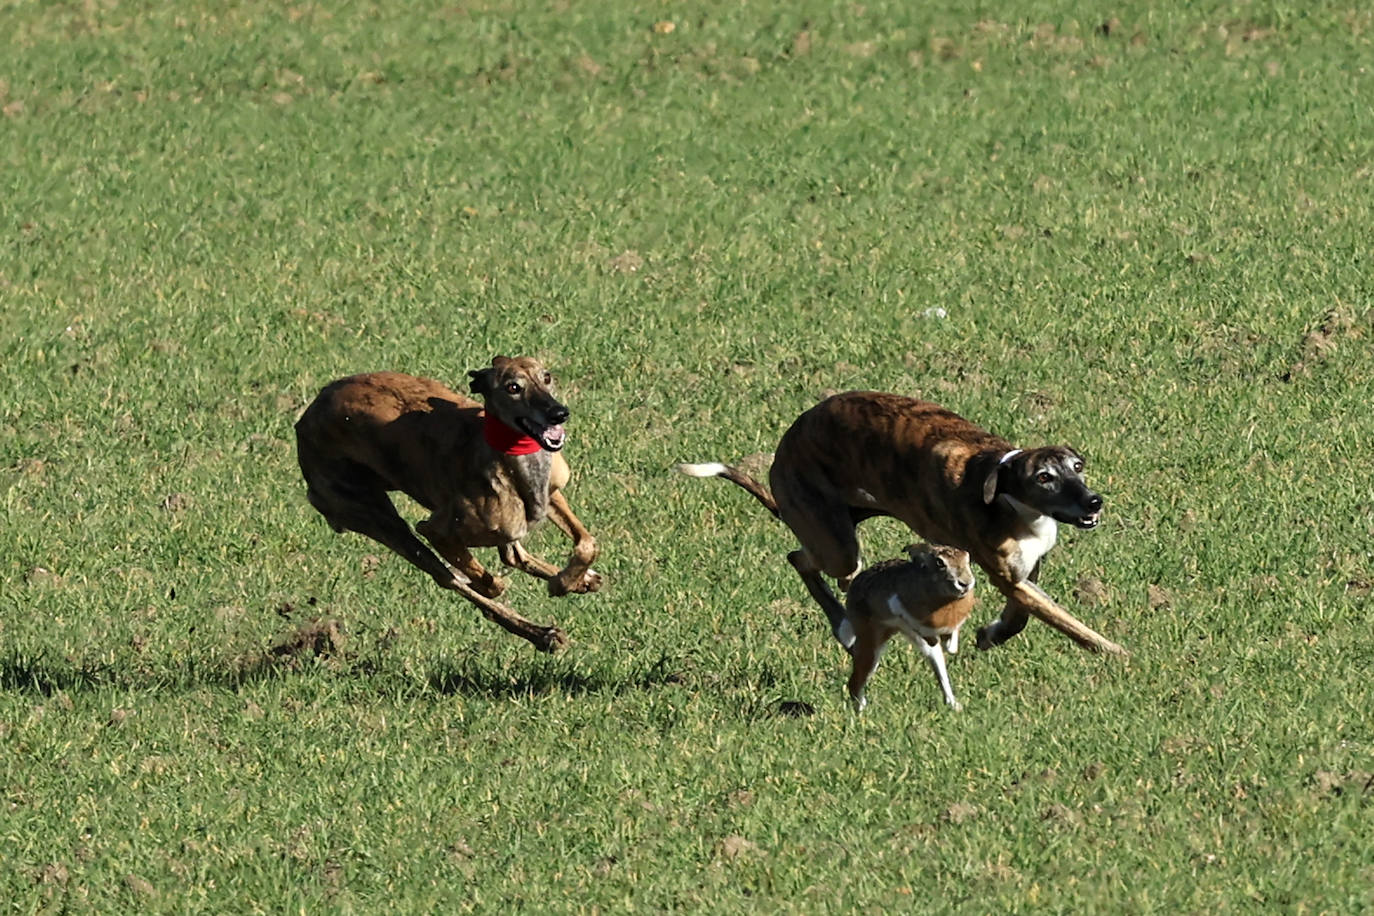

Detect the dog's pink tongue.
[{"left": 545, "top": 424, "right": 566, "bottom": 445}]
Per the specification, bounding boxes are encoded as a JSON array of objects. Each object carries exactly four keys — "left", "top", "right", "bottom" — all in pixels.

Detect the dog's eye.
[
  {"left": 932, "top": 557, "right": 945, "bottom": 570},
  {"left": 1073, "top": 461, "right": 1084, "bottom": 473},
  {"left": 504, "top": 382, "right": 522, "bottom": 394},
  {"left": 542, "top": 373, "right": 552, "bottom": 385},
  {"left": 1036, "top": 472, "right": 1054, "bottom": 485}
]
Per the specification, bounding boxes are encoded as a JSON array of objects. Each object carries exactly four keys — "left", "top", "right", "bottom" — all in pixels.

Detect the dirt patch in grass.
[
  {"left": 270, "top": 616, "right": 347, "bottom": 660},
  {"left": 1310, "top": 770, "right": 1374, "bottom": 798},
  {"left": 1282, "top": 305, "right": 1364, "bottom": 380},
  {"left": 228, "top": 615, "right": 350, "bottom": 681}
]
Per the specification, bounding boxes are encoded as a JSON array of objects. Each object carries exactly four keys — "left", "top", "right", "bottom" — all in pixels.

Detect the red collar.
[{"left": 483, "top": 412, "right": 542, "bottom": 455}]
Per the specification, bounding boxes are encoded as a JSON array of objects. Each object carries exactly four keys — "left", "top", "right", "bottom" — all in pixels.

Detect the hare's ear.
[{"left": 468, "top": 367, "right": 495, "bottom": 395}]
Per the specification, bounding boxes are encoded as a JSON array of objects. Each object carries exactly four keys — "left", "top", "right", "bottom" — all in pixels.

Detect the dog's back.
[
  {"left": 770, "top": 392, "right": 1010, "bottom": 554},
  {"left": 296, "top": 372, "right": 484, "bottom": 515}
]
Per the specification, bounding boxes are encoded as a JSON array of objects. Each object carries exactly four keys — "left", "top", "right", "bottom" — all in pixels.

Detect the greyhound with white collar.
[{"left": 680, "top": 390, "right": 1125, "bottom": 656}]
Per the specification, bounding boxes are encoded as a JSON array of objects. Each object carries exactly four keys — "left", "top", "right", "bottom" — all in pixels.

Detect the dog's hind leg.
[
  {"left": 373, "top": 518, "right": 566, "bottom": 653},
  {"left": 305, "top": 469, "right": 566, "bottom": 653},
  {"left": 777, "top": 491, "right": 863, "bottom": 647},
  {"left": 416, "top": 519, "right": 509, "bottom": 599},
  {"left": 787, "top": 548, "right": 857, "bottom": 652},
  {"left": 846, "top": 624, "right": 891, "bottom": 713},
  {"left": 304, "top": 465, "right": 465, "bottom": 591}
]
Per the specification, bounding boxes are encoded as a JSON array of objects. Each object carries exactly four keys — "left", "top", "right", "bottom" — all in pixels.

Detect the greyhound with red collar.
[
  {"left": 680, "top": 390, "right": 1124, "bottom": 656},
  {"left": 296, "top": 356, "right": 600, "bottom": 653}
]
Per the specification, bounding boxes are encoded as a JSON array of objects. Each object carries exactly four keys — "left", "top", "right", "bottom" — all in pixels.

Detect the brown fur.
[
  {"left": 295, "top": 356, "right": 600, "bottom": 653},
  {"left": 680, "top": 390, "right": 1125, "bottom": 656},
  {"left": 843, "top": 543, "right": 975, "bottom": 710}
]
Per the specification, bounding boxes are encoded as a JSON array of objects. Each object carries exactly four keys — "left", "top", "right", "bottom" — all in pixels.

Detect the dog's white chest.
[
  {"left": 1002, "top": 496, "right": 1058, "bottom": 577},
  {"left": 1016, "top": 515, "right": 1058, "bottom": 570}
]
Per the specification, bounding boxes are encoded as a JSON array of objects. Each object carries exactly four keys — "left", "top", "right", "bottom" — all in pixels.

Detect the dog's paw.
[
  {"left": 532, "top": 625, "right": 570, "bottom": 654},
  {"left": 548, "top": 568, "right": 602, "bottom": 596},
  {"left": 472, "top": 574, "right": 509, "bottom": 599},
  {"left": 576, "top": 568, "right": 603, "bottom": 593}
]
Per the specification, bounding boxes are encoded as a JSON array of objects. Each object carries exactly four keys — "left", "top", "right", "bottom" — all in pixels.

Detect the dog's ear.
[
  {"left": 468, "top": 367, "right": 495, "bottom": 395},
  {"left": 981, "top": 456, "right": 1002, "bottom": 504}
]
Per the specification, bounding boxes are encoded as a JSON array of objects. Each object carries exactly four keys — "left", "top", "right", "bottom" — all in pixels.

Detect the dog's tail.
[{"left": 676, "top": 462, "right": 780, "bottom": 518}]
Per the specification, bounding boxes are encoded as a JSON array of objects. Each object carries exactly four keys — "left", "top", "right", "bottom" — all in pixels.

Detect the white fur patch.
[
  {"left": 1001, "top": 494, "right": 1059, "bottom": 573},
  {"left": 887, "top": 593, "right": 959, "bottom": 639},
  {"left": 835, "top": 617, "right": 856, "bottom": 649},
  {"left": 676, "top": 462, "right": 728, "bottom": 478},
  {"left": 914, "top": 634, "right": 961, "bottom": 709},
  {"left": 886, "top": 593, "right": 918, "bottom": 629}
]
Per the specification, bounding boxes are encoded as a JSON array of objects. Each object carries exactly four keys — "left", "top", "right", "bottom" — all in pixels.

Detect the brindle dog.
[
  {"left": 296, "top": 356, "right": 600, "bottom": 653},
  {"left": 679, "top": 391, "right": 1125, "bottom": 656}
]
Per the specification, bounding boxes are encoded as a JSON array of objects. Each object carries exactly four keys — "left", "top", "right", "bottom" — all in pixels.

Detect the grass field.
[{"left": 3, "top": 0, "right": 1372, "bottom": 911}]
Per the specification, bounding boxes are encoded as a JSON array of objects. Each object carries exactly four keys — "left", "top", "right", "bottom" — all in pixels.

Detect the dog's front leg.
[
  {"left": 909, "top": 633, "right": 961, "bottom": 710},
  {"left": 542, "top": 491, "right": 601, "bottom": 596},
  {"left": 976, "top": 596, "right": 1032, "bottom": 650},
  {"left": 978, "top": 569, "right": 1126, "bottom": 655},
  {"left": 498, "top": 540, "right": 561, "bottom": 579}
]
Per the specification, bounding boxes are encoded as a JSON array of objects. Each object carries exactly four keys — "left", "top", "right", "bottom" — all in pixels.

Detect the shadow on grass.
[
  {"left": 424, "top": 651, "right": 690, "bottom": 699},
  {"left": 0, "top": 617, "right": 358, "bottom": 697},
  {"left": 0, "top": 648, "right": 331, "bottom": 696},
  {"left": 425, "top": 657, "right": 607, "bottom": 698},
  {"left": 0, "top": 636, "right": 694, "bottom": 702},
  {"left": 0, "top": 653, "right": 117, "bottom": 697}
]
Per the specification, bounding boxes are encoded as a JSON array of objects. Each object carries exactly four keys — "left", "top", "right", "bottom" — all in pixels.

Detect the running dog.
[
  {"left": 679, "top": 390, "right": 1124, "bottom": 656},
  {"left": 296, "top": 356, "right": 600, "bottom": 653}
]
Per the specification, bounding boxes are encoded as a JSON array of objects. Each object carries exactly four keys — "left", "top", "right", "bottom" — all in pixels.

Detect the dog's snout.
[
  {"left": 1085, "top": 492, "right": 1103, "bottom": 512},
  {"left": 546, "top": 403, "right": 570, "bottom": 425}
]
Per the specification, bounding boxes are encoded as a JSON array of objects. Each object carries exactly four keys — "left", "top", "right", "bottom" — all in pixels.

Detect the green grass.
[{"left": 3, "top": 0, "right": 1373, "bottom": 911}]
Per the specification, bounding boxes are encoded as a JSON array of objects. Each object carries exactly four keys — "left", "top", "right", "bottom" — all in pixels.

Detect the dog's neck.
[
  {"left": 999, "top": 494, "right": 1053, "bottom": 530},
  {"left": 483, "top": 413, "right": 542, "bottom": 456},
  {"left": 998, "top": 494, "right": 1059, "bottom": 574},
  {"left": 482, "top": 412, "right": 553, "bottom": 523}
]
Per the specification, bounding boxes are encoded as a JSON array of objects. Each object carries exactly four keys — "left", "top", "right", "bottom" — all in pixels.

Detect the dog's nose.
[
  {"left": 1086, "top": 493, "right": 1103, "bottom": 512},
  {"left": 546, "top": 404, "right": 569, "bottom": 425}
]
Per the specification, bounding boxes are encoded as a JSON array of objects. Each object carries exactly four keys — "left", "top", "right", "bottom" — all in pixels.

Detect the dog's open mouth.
[
  {"left": 1054, "top": 509, "right": 1101, "bottom": 529},
  {"left": 518, "top": 418, "right": 566, "bottom": 451}
]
